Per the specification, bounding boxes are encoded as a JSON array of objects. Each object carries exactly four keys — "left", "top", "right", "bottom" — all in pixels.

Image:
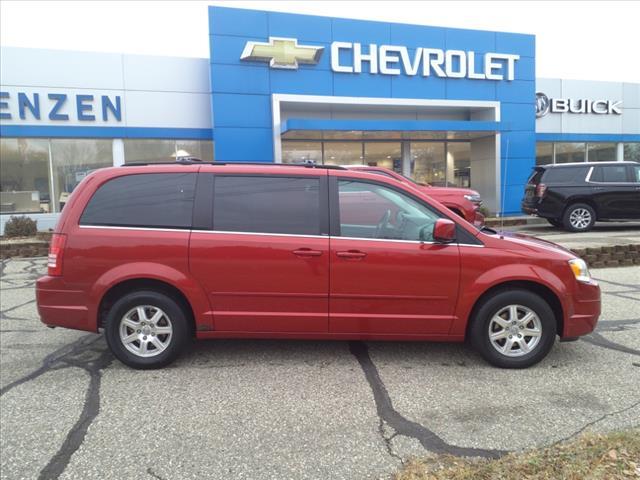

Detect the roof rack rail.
[
  {"left": 122, "top": 157, "right": 209, "bottom": 167},
  {"left": 213, "top": 162, "right": 347, "bottom": 170},
  {"left": 122, "top": 160, "right": 347, "bottom": 170}
]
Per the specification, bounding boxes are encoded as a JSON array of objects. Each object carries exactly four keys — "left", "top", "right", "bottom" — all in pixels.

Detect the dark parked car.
[{"left": 522, "top": 161, "right": 640, "bottom": 232}]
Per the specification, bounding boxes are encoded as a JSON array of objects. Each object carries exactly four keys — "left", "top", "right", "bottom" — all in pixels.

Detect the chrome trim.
[
  {"left": 79, "top": 225, "right": 190, "bottom": 233},
  {"left": 191, "top": 229, "right": 326, "bottom": 239},
  {"left": 457, "top": 243, "right": 485, "bottom": 248},
  {"left": 332, "top": 236, "right": 429, "bottom": 245},
  {"left": 585, "top": 166, "right": 594, "bottom": 182}
]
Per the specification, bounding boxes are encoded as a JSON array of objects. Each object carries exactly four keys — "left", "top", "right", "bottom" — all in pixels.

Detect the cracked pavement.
[{"left": 1, "top": 258, "right": 639, "bottom": 479}]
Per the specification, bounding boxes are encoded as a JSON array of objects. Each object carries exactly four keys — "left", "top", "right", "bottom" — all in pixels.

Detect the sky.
[{"left": 1, "top": 0, "right": 639, "bottom": 82}]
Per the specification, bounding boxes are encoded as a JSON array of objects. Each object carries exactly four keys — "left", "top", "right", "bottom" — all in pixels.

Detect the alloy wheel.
[
  {"left": 488, "top": 304, "right": 542, "bottom": 357},
  {"left": 569, "top": 208, "right": 592, "bottom": 230},
  {"left": 119, "top": 305, "right": 173, "bottom": 358}
]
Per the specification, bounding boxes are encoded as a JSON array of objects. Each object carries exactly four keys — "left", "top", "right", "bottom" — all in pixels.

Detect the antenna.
[{"left": 500, "top": 138, "right": 509, "bottom": 238}]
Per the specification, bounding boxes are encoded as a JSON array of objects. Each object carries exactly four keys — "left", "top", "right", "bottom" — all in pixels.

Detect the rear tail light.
[
  {"left": 535, "top": 183, "right": 547, "bottom": 197},
  {"left": 47, "top": 234, "right": 67, "bottom": 276}
]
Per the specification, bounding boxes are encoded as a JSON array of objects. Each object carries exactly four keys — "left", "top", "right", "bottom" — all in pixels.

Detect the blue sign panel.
[{"left": 209, "top": 6, "right": 536, "bottom": 214}]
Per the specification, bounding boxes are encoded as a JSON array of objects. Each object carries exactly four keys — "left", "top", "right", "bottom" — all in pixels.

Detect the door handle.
[
  {"left": 292, "top": 248, "right": 323, "bottom": 257},
  {"left": 593, "top": 187, "right": 605, "bottom": 190},
  {"left": 336, "top": 250, "right": 367, "bottom": 259}
]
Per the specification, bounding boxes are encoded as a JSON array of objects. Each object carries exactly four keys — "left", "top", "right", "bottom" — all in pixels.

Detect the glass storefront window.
[
  {"left": 410, "top": 142, "right": 445, "bottom": 186},
  {"left": 588, "top": 143, "right": 616, "bottom": 162},
  {"left": 123, "top": 139, "right": 177, "bottom": 163},
  {"left": 448, "top": 142, "right": 471, "bottom": 187},
  {"left": 323, "top": 142, "right": 363, "bottom": 165},
  {"left": 536, "top": 143, "right": 553, "bottom": 165},
  {"left": 282, "top": 141, "right": 322, "bottom": 164},
  {"left": 362, "top": 131, "right": 402, "bottom": 140},
  {"left": 176, "top": 140, "right": 214, "bottom": 162},
  {"left": 323, "top": 131, "right": 363, "bottom": 140},
  {"left": 364, "top": 142, "right": 402, "bottom": 172},
  {"left": 281, "top": 130, "right": 322, "bottom": 140},
  {"left": 624, "top": 143, "right": 640, "bottom": 162},
  {"left": 50, "top": 139, "right": 113, "bottom": 212},
  {"left": 124, "top": 139, "right": 213, "bottom": 163},
  {"left": 0, "top": 138, "right": 52, "bottom": 213},
  {"left": 555, "top": 143, "right": 585, "bottom": 163}
]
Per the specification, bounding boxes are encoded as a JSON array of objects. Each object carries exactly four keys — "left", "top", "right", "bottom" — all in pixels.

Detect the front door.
[
  {"left": 329, "top": 175, "right": 460, "bottom": 336},
  {"left": 190, "top": 173, "right": 329, "bottom": 333}
]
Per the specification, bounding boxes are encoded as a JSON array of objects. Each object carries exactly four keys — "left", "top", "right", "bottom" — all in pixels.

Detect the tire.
[
  {"left": 546, "top": 218, "right": 563, "bottom": 228},
  {"left": 469, "top": 289, "right": 557, "bottom": 368},
  {"left": 105, "top": 290, "right": 189, "bottom": 369},
  {"left": 562, "top": 203, "right": 596, "bottom": 232}
]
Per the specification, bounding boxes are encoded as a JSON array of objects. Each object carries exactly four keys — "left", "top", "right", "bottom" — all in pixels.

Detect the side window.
[
  {"left": 337, "top": 179, "right": 440, "bottom": 241},
  {"left": 632, "top": 165, "right": 640, "bottom": 183},
  {"left": 80, "top": 173, "right": 196, "bottom": 228},
  {"left": 213, "top": 176, "right": 321, "bottom": 235},
  {"left": 543, "top": 167, "right": 589, "bottom": 184},
  {"left": 592, "top": 165, "right": 629, "bottom": 183}
]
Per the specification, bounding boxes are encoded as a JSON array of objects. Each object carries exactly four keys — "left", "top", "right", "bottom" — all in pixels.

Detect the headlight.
[
  {"left": 569, "top": 258, "right": 591, "bottom": 283},
  {"left": 464, "top": 194, "right": 482, "bottom": 205}
]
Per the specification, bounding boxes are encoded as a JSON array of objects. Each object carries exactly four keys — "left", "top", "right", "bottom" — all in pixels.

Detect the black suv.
[{"left": 522, "top": 161, "right": 640, "bottom": 232}]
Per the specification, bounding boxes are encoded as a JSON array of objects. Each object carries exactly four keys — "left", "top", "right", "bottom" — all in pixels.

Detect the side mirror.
[{"left": 432, "top": 218, "right": 456, "bottom": 244}]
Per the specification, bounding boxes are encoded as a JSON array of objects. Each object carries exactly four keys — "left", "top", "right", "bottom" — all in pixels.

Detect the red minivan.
[{"left": 36, "top": 162, "right": 600, "bottom": 369}]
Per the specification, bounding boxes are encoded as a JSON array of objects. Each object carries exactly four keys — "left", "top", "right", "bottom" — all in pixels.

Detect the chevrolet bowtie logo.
[{"left": 240, "top": 37, "right": 323, "bottom": 69}]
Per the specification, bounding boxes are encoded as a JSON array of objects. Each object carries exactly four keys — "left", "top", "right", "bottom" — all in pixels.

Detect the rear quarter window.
[
  {"left": 527, "top": 168, "right": 545, "bottom": 184},
  {"left": 590, "top": 165, "right": 630, "bottom": 183},
  {"left": 542, "top": 167, "right": 589, "bottom": 184},
  {"left": 80, "top": 173, "right": 196, "bottom": 229}
]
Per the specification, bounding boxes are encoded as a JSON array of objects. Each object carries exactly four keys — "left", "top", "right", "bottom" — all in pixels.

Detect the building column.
[
  {"left": 616, "top": 142, "right": 624, "bottom": 161},
  {"left": 113, "top": 139, "right": 125, "bottom": 166},
  {"left": 470, "top": 135, "right": 498, "bottom": 214},
  {"left": 402, "top": 141, "right": 411, "bottom": 176}
]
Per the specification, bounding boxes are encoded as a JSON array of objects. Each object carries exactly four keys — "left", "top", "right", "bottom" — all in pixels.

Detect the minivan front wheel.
[
  {"left": 105, "top": 291, "right": 189, "bottom": 369},
  {"left": 563, "top": 203, "right": 596, "bottom": 232},
  {"left": 469, "top": 290, "right": 556, "bottom": 368}
]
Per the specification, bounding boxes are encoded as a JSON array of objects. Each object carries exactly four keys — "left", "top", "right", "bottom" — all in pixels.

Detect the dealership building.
[{"left": 1, "top": 6, "right": 639, "bottom": 232}]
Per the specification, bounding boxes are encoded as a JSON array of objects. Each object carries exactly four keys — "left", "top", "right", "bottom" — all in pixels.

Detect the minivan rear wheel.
[
  {"left": 105, "top": 290, "right": 189, "bottom": 369},
  {"left": 469, "top": 290, "right": 556, "bottom": 368},
  {"left": 563, "top": 203, "right": 596, "bottom": 232}
]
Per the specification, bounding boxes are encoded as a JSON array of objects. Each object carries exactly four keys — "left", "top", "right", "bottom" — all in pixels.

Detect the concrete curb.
[
  {"left": 0, "top": 240, "right": 49, "bottom": 259},
  {"left": 485, "top": 216, "right": 547, "bottom": 227}
]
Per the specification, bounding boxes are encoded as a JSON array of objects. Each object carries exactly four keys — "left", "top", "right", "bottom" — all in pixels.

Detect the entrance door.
[
  {"left": 329, "top": 175, "right": 460, "bottom": 335},
  {"left": 189, "top": 173, "right": 329, "bottom": 333}
]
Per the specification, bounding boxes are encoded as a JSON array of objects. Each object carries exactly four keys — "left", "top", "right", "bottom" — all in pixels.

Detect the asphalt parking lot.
[{"left": 1, "top": 258, "right": 639, "bottom": 480}]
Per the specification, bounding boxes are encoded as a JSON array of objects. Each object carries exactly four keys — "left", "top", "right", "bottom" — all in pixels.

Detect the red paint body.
[
  {"left": 346, "top": 165, "right": 485, "bottom": 226},
  {"left": 36, "top": 164, "right": 600, "bottom": 343}
]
